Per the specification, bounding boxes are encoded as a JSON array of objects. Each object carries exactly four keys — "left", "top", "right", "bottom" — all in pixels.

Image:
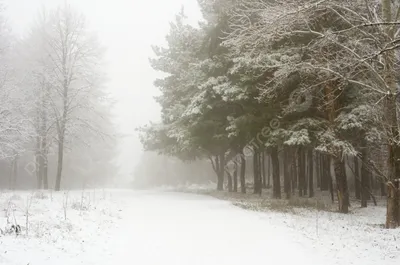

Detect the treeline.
[
  {"left": 0, "top": 5, "right": 117, "bottom": 190},
  {"left": 139, "top": 0, "right": 400, "bottom": 228}
]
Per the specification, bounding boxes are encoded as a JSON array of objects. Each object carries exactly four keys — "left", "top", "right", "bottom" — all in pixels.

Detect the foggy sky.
[{"left": 3, "top": 0, "right": 202, "bottom": 180}]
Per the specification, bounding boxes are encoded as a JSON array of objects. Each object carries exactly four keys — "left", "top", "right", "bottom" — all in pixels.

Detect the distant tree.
[{"left": 28, "top": 5, "right": 106, "bottom": 191}]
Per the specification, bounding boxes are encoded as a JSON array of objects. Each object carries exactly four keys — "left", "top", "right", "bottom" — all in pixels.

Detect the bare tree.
[{"left": 33, "top": 5, "right": 105, "bottom": 191}]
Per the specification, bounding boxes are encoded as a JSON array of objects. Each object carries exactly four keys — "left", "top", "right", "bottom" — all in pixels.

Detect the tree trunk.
[
  {"left": 333, "top": 155, "right": 349, "bottom": 213},
  {"left": 55, "top": 75, "right": 69, "bottom": 191},
  {"left": 233, "top": 160, "right": 238, "bottom": 192},
  {"left": 40, "top": 90, "right": 49, "bottom": 190},
  {"left": 316, "top": 152, "right": 321, "bottom": 189},
  {"left": 304, "top": 149, "right": 308, "bottom": 196},
  {"left": 240, "top": 152, "right": 246, "bottom": 194},
  {"left": 382, "top": 0, "right": 400, "bottom": 229},
  {"left": 291, "top": 148, "right": 297, "bottom": 194},
  {"left": 43, "top": 155, "right": 49, "bottom": 189},
  {"left": 217, "top": 153, "right": 225, "bottom": 191},
  {"left": 387, "top": 179, "right": 400, "bottom": 228},
  {"left": 227, "top": 171, "right": 233, "bottom": 192},
  {"left": 55, "top": 139, "right": 64, "bottom": 191},
  {"left": 385, "top": 100, "right": 400, "bottom": 227},
  {"left": 308, "top": 149, "right": 314, "bottom": 198},
  {"left": 326, "top": 156, "right": 335, "bottom": 203},
  {"left": 262, "top": 151, "right": 267, "bottom": 188},
  {"left": 258, "top": 149, "right": 263, "bottom": 191},
  {"left": 38, "top": 154, "right": 45, "bottom": 190},
  {"left": 271, "top": 146, "right": 281, "bottom": 199},
  {"left": 283, "top": 148, "right": 291, "bottom": 199},
  {"left": 267, "top": 154, "right": 271, "bottom": 188},
  {"left": 298, "top": 147, "right": 305, "bottom": 197},
  {"left": 354, "top": 156, "right": 361, "bottom": 200},
  {"left": 321, "top": 154, "right": 329, "bottom": 191},
  {"left": 36, "top": 156, "right": 42, "bottom": 189},
  {"left": 253, "top": 149, "right": 262, "bottom": 195},
  {"left": 210, "top": 155, "right": 222, "bottom": 191},
  {"left": 36, "top": 133, "right": 42, "bottom": 189},
  {"left": 360, "top": 148, "right": 369, "bottom": 208},
  {"left": 385, "top": 96, "right": 400, "bottom": 225}
]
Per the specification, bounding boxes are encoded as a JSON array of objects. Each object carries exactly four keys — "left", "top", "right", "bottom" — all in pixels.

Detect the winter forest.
[
  {"left": 138, "top": 0, "right": 400, "bottom": 230},
  {"left": 0, "top": 5, "right": 117, "bottom": 191},
  {"left": 3, "top": 0, "right": 400, "bottom": 264}
]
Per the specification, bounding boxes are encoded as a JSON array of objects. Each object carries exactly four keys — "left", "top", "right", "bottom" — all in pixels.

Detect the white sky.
[{"left": 4, "top": 0, "right": 202, "bottom": 179}]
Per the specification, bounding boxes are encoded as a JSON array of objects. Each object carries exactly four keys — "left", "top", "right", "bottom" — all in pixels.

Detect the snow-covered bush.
[{"left": 33, "top": 191, "right": 48, "bottom": 200}]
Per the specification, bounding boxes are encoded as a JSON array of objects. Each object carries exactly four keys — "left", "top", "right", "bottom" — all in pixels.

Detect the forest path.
[
  {"left": 0, "top": 190, "right": 339, "bottom": 264},
  {"left": 102, "top": 190, "right": 330, "bottom": 265}
]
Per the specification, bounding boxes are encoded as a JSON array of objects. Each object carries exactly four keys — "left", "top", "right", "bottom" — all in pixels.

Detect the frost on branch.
[
  {"left": 316, "top": 129, "right": 357, "bottom": 157},
  {"left": 284, "top": 129, "right": 311, "bottom": 146}
]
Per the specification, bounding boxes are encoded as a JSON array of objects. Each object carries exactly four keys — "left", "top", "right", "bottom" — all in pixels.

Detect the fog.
[
  {"left": 1, "top": 0, "right": 399, "bottom": 264},
  {"left": 0, "top": 0, "right": 202, "bottom": 190}
]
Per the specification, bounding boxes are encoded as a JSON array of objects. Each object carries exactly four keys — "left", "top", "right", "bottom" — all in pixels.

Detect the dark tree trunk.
[
  {"left": 213, "top": 156, "right": 220, "bottom": 190},
  {"left": 354, "top": 156, "right": 361, "bottom": 200},
  {"left": 316, "top": 152, "right": 321, "bottom": 189},
  {"left": 283, "top": 148, "right": 291, "bottom": 199},
  {"left": 304, "top": 150, "right": 308, "bottom": 196},
  {"left": 217, "top": 153, "right": 225, "bottom": 191},
  {"left": 333, "top": 155, "right": 349, "bottom": 213},
  {"left": 240, "top": 151, "right": 246, "bottom": 194},
  {"left": 321, "top": 154, "right": 329, "bottom": 191},
  {"left": 308, "top": 149, "right": 314, "bottom": 198},
  {"left": 258, "top": 149, "right": 263, "bottom": 190},
  {"left": 387, "top": 178, "right": 400, "bottom": 228},
  {"left": 360, "top": 147, "right": 369, "bottom": 208},
  {"left": 271, "top": 146, "right": 281, "bottom": 199},
  {"left": 325, "top": 155, "right": 335, "bottom": 203},
  {"left": 227, "top": 171, "right": 233, "bottom": 192},
  {"left": 253, "top": 149, "right": 262, "bottom": 195},
  {"left": 267, "top": 154, "right": 271, "bottom": 188},
  {"left": 262, "top": 151, "right": 267, "bottom": 188},
  {"left": 291, "top": 148, "right": 297, "bottom": 194},
  {"left": 385, "top": 95, "right": 400, "bottom": 228},
  {"left": 233, "top": 160, "right": 238, "bottom": 192},
  {"left": 253, "top": 151, "right": 257, "bottom": 193},
  {"left": 298, "top": 147, "right": 306, "bottom": 197},
  {"left": 297, "top": 147, "right": 302, "bottom": 196}
]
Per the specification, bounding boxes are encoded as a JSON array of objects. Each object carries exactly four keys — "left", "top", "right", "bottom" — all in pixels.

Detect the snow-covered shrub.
[
  {"left": 33, "top": 191, "right": 48, "bottom": 200},
  {"left": 71, "top": 200, "right": 90, "bottom": 211},
  {"left": 0, "top": 224, "right": 21, "bottom": 236}
]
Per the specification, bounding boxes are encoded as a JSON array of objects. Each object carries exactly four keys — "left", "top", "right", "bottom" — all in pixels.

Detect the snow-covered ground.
[{"left": 0, "top": 189, "right": 398, "bottom": 264}]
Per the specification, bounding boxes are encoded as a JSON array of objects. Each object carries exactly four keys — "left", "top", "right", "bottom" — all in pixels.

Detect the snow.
[{"left": 0, "top": 189, "right": 398, "bottom": 264}]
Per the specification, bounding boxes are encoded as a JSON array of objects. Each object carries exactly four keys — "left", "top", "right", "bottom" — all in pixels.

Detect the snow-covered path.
[
  {"left": 1, "top": 190, "right": 396, "bottom": 264},
  {"left": 90, "top": 191, "right": 329, "bottom": 265}
]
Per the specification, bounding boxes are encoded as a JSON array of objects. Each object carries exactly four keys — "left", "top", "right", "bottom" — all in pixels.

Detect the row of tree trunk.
[{"left": 212, "top": 145, "right": 380, "bottom": 213}]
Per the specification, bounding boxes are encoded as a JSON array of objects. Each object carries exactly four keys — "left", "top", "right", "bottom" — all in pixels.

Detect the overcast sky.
[{"left": 4, "top": 0, "right": 202, "bottom": 179}]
